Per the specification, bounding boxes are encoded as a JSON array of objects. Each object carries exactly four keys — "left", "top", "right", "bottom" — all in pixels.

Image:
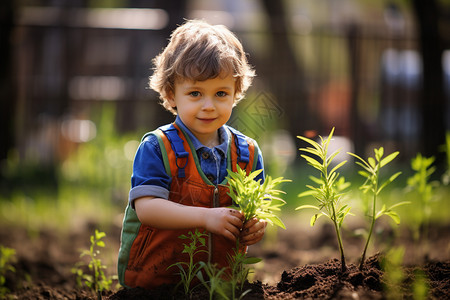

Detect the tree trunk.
[
  {"left": 0, "top": 0, "right": 16, "bottom": 165},
  {"left": 261, "top": 0, "right": 308, "bottom": 135},
  {"left": 412, "top": 0, "right": 446, "bottom": 168}
]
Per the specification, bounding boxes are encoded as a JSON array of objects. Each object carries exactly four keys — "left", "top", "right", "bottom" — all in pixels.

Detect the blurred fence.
[{"left": 9, "top": 4, "right": 450, "bottom": 167}]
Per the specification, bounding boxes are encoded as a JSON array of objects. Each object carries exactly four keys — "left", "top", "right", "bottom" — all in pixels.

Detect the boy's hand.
[
  {"left": 204, "top": 208, "right": 244, "bottom": 242},
  {"left": 240, "top": 218, "right": 267, "bottom": 246}
]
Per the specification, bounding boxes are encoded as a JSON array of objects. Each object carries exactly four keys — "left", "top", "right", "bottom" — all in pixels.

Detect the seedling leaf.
[
  {"left": 297, "top": 127, "right": 349, "bottom": 272},
  {"left": 296, "top": 204, "right": 320, "bottom": 211},
  {"left": 226, "top": 165, "right": 290, "bottom": 229},
  {"left": 380, "top": 151, "right": 399, "bottom": 168}
]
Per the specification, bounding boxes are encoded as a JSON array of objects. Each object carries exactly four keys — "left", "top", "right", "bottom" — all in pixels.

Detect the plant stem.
[
  {"left": 324, "top": 151, "right": 346, "bottom": 273},
  {"left": 359, "top": 196, "right": 375, "bottom": 270},
  {"left": 331, "top": 203, "right": 347, "bottom": 272},
  {"left": 360, "top": 168, "right": 379, "bottom": 270}
]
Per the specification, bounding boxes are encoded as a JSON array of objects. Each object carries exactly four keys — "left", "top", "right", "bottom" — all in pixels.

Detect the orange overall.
[{"left": 117, "top": 123, "right": 258, "bottom": 289}]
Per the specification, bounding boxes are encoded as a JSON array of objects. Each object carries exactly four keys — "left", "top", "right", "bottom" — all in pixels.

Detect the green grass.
[{"left": 0, "top": 105, "right": 136, "bottom": 235}]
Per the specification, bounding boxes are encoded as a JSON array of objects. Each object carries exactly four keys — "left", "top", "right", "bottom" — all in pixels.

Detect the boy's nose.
[{"left": 202, "top": 97, "right": 215, "bottom": 110}]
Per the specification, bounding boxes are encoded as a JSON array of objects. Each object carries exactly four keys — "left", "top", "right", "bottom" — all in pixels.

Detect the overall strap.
[
  {"left": 159, "top": 123, "right": 188, "bottom": 178},
  {"left": 226, "top": 126, "right": 250, "bottom": 168}
]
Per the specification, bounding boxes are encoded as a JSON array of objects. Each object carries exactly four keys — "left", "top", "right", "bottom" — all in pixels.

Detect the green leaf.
[
  {"left": 387, "top": 201, "right": 410, "bottom": 210},
  {"left": 301, "top": 147, "right": 321, "bottom": 157},
  {"left": 348, "top": 152, "right": 371, "bottom": 169},
  {"left": 247, "top": 168, "right": 263, "bottom": 181},
  {"left": 309, "top": 175, "right": 323, "bottom": 185},
  {"left": 377, "top": 171, "right": 402, "bottom": 194},
  {"left": 297, "top": 190, "right": 317, "bottom": 198},
  {"left": 384, "top": 211, "right": 401, "bottom": 224},
  {"left": 375, "top": 204, "right": 387, "bottom": 219},
  {"left": 380, "top": 151, "right": 399, "bottom": 167},
  {"left": 296, "top": 204, "right": 321, "bottom": 211},
  {"left": 301, "top": 154, "right": 323, "bottom": 170},
  {"left": 368, "top": 157, "right": 376, "bottom": 169},
  {"left": 310, "top": 213, "right": 324, "bottom": 226},
  {"left": 267, "top": 215, "right": 286, "bottom": 229},
  {"left": 298, "top": 136, "right": 321, "bottom": 150},
  {"left": 374, "top": 147, "right": 384, "bottom": 161},
  {"left": 355, "top": 161, "right": 373, "bottom": 174},
  {"left": 326, "top": 150, "right": 341, "bottom": 165},
  {"left": 329, "top": 160, "right": 347, "bottom": 177},
  {"left": 243, "top": 257, "right": 262, "bottom": 264}
]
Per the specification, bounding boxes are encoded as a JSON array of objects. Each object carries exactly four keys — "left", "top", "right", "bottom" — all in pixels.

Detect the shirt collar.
[{"left": 174, "top": 116, "right": 229, "bottom": 156}]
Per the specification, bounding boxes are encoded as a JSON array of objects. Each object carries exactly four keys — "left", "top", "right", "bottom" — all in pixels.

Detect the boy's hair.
[{"left": 149, "top": 19, "right": 255, "bottom": 114}]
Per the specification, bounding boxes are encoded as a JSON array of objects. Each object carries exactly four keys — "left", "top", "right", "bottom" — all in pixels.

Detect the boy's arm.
[{"left": 134, "top": 197, "right": 245, "bottom": 242}]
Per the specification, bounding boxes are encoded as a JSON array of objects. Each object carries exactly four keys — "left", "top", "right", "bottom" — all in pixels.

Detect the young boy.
[{"left": 118, "top": 19, "right": 266, "bottom": 289}]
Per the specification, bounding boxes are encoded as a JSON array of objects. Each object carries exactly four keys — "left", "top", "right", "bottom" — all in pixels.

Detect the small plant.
[
  {"left": 226, "top": 165, "right": 290, "bottom": 229},
  {"left": 349, "top": 147, "right": 407, "bottom": 270},
  {"left": 168, "top": 229, "right": 208, "bottom": 296},
  {"left": 406, "top": 153, "right": 437, "bottom": 242},
  {"left": 297, "top": 128, "right": 351, "bottom": 272},
  {"left": 226, "top": 244, "right": 261, "bottom": 300},
  {"left": 226, "top": 166, "right": 288, "bottom": 298},
  {"left": 72, "top": 230, "right": 116, "bottom": 300},
  {"left": 412, "top": 269, "right": 429, "bottom": 300},
  {"left": 0, "top": 245, "right": 16, "bottom": 297},
  {"left": 382, "top": 246, "right": 406, "bottom": 300},
  {"left": 197, "top": 262, "right": 228, "bottom": 300}
]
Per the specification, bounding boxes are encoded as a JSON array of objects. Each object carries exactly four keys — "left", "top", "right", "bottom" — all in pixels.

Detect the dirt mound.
[{"left": 107, "top": 254, "right": 449, "bottom": 299}]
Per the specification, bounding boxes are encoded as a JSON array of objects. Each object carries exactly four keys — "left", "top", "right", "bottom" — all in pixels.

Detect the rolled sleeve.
[
  {"left": 129, "top": 133, "right": 171, "bottom": 208},
  {"left": 129, "top": 185, "right": 169, "bottom": 208}
]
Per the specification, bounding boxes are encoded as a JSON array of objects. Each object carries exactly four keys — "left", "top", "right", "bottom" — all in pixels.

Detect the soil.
[{"left": 1, "top": 217, "right": 449, "bottom": 299}]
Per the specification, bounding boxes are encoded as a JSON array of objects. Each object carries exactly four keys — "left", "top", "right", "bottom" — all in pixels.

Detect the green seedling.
[
  {"left": 382, "top": 246, "right": 406, "bottom": 300},
  {"left": 226, "top": 244, "right": 261, "bottom": 300},
  {"left": 226, "top": 165, "right": 290, "bottom": 229},
  {"left": 297, "top": 128, "right": 351, "bottom": 272},
  {"left": 168, "top": 229, "right": 208, "bottom": 296},
  {"left": 406, "top": 153, "right": 437, "bottom": 242},
  {"left": 197, "top": 262, "right": 228, "bottom": 300},
  {"left": 226, "top": 165, "right": 288, "bottom": 298},
  {"left": 72, "top": 230, "right": 116, "bottom": 300},
  {"left": 412, "top": 269, "right": 429, "bottom": 300},
  {"left": 0, "top": 245, "right": 16, "bottom": 297},
  {"left": 349, "top": 147, "right": 407, "bottom": 270}
]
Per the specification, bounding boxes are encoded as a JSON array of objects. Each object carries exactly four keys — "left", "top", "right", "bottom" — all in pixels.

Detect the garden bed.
[{"left": 1, "top": 217, "right": 449, "bottom": 299}]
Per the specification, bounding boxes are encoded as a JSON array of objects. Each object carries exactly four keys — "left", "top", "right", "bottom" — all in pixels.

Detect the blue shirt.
[{"left": 129, "top": 116, "right": 264, "bottom": 207}]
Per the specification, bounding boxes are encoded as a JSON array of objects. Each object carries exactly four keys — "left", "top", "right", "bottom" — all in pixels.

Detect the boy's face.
[{"left": 168, "top": 73, "right": 236, "bottom": 147}]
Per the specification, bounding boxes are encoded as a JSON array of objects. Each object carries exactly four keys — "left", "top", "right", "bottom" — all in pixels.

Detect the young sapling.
[
  {"left": 226, "top": 165, "right": 290, "bottom": 229},
  {"left": 0, "top": 245, "right": 16, "bottom": 297},
  {"left": 226, "top": 165, "right": 289, "bottom": 297},
  {"left": 226, "top": 245, "right": 261, "bottom": 300},
  {"left": 196, "top": 262, "right": 228, "bottom": 300},
  {"left": 168, "top": 229, "right": 208, "bottom": 296},
  {"left": 297, "top": 128, "right": 351, "bottom": 272},
  {"left": 72, "top": 230, "right": 116, "bottom": 300},
  {"left": 381, "top": 246, "right": 406, "bottom": 300},
  {"left": 348, "top": 147, "right": 407, "bottom": 270},
  {"left": 406, "top": 153, "right": 438, "bottom": 257},
  {"left": 407, "top": 153, "right": 436, "bottom": 239}
]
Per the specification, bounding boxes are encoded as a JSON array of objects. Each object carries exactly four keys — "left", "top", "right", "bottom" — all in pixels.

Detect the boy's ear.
[{"left": 166, "top": 90, "right": 176, "bottom": 107}]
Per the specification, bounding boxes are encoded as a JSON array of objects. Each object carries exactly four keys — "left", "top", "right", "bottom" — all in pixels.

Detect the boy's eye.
[
  {"left": 189, "top": 91, "right": 201, "bottom": 97},
  {"left": 216, "top": 91, "right": 228, "bottom": 97}
]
